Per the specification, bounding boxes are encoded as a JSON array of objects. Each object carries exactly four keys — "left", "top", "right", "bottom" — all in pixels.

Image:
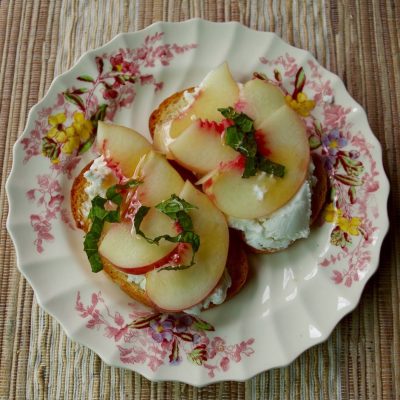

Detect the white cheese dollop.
[
  {"left": 183, "top": 268, "right": 232, "bottom": 315},
  {"left": 82, "top": 155, "right": 114, "bottom": 218},
  {"left": 228, "top": 162, "right": 315, "bottom": 251},
  {"left": 126, "top": 274, "right": 147, "bottom": 290}
]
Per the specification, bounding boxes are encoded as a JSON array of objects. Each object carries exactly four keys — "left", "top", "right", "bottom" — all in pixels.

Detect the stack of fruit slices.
[
  {"left": 151, "top": 63, "right": 310, "bottom": 221},
  {"left": 75, "top": 122, "right": 233, "bottom": 312}
]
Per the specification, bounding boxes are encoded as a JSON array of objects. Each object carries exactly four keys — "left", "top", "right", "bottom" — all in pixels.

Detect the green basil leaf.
[
  {"left": 133, "top": 206, "right": 152, "bottom": 243},
  {"left": 155, "top": 194, "right": 197, "bottom": 218},
  {"left": 235, "top": 114, "right": 253, "bottom": 133},
  {"left": 225, "top": 126, "right": 244, "bottom": 150},
  {"left": 217, "top": 106, "right": 236, "bottom": 119},
  {"left": 243, "top": 156, "right": 257, "bottom": 178},
  {"left": 257, "top": 155, "right": 285, "bottom": 178},
  {"left": 157, "top": 264, "right": 193, "bottom": 272},
  {"left": 84, "top": 180, "right": 141, "bottom": 273},
  {"left": 84, "top": 218, "right": 105, "bottom": 273},
  {"left": 176, "top": 210, "right": 193, "bottom": 231},
  {"left": 135, "top": 195, "right": 200, "bottom": 271},
  {"left": 219, "top": 108, "right": 285, "bottom": 179}
]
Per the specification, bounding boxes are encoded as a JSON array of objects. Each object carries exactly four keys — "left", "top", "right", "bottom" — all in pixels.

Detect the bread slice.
[
  {"left": 149, "top": 88, "right": 195, "bottom": 141},
  {"left": 148, "top": 89, "right": 329, "bottom": 254},
  {"left": 70, "top": 162, "right": 249, "bottom": 311}
]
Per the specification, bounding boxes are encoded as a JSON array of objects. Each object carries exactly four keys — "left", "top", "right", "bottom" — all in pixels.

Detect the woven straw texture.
[{"left": 0, "top": 1, "right": 398, "bottom": 399}]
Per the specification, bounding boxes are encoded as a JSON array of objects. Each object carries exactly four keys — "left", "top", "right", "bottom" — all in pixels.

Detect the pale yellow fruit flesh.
[
  {"left": 135, "top": 151, "right": 185, "bottom": 206},
  {"left": 98, "top": 209, "right": 177, "bottom": 269},
  {"left": 240, "top": 79, "right": 286, "bottom": 127},
  {"left": 205, "top": 105, "right": 310, "bottom": 219},
  {"left": 169, "top": 120, "right": 239, "bottom": 174},
  {"left": 168, "top": 63, "right": 239, "bottom": 140},
  {"left": 96, "top": 121, "right": 152, "bottom": 178},
  {"left": 145, "top": 181, "right": 229, "bottom": 312}
]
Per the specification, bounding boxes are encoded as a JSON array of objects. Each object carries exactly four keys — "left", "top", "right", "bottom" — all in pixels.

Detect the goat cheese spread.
[
  {"left": 82, "top": 155, "right": 114, "bottom": 218},
  {"left": 228, "top": 162, "right": 315, "bottom": 251}
]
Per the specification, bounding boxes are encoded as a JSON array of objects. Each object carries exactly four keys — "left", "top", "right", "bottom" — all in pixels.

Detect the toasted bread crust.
[
  {"left": 148, "top": 87, "right": 195, "bottom": 139},
  {"left": 70, "top": 162, "right": 92, "bottom": 232},
  {"left": 310, "top": 153, "right": 328, "bottom": 225},
  {"left": 101, "top": 258, "right": 155, "bottom": 308},
  {"left": 71, "top": 162, "right": 249, "bottom": 310},
  {"left": 225, "top": 229, "right": 249, "bottom": 299}
]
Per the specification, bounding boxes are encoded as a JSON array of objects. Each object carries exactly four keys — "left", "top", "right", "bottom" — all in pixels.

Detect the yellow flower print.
[
  {"left": 285, "top": 92, "right": 316, "bottom": 117},
  {"left": 72, "top": 112, "right": 93, "bottom": 142},
  {"left": 48, "top": 112, "right": 66, "bottom": 127},
  {"left": 324, "top": 203, "right": 342, "bottom": 223},
  {"left": 61, "top": 126, "right": 80, "bottom": 154},
  {"left": 338, "top": 216, "right": 361, "bottom": 236},
  {"left": 47, "top": 112, "right": 68, "bottom": 141}
]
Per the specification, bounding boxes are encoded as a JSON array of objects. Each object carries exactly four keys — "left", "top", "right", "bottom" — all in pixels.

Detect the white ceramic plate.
[{"left": 6, "top": 20, "right": 389, "bottom": 385}]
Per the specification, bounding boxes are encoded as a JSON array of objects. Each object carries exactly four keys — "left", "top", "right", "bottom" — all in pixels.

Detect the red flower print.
[
  {"left": 110, "top": 53, "right": 124, "bottom": 71},
  {"left": 103, "top": 89, "right": 118, "bottom": 100}
]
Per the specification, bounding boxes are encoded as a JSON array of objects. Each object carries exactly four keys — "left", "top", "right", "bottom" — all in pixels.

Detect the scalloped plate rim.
[{"left": 5, "top": 19, "right": 390, "bottom": 386}]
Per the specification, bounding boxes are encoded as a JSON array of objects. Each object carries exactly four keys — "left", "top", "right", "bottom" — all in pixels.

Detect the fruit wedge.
[
  {"left": 203, "top": 104, "right": 310, "bottom": 219},
  {"left": 99, "top": 208, "right": 179, "bottom": 275},
  {"left": 96, "top": 121, "right": 152, "bottom": 178},
  {"left": 135, "top": 151, "right": 185, "bottom": 206},
  {"left": 145, "top": 181, "right": 229, "bottom": 312},
  {"left": 153, "top": 63, "right": 239, "bottom": 155},
  {"left": 239, "top": 78, "right": 286, "bottom": 128},
  {"left": 169, "top": 120, "right": 239, "bottom": 174}
]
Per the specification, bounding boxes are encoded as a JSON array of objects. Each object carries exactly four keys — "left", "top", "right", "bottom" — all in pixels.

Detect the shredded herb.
[
  {"left": 218, "top": 107, "right": 285, "bottom": 178},
  {"left": 84, "top": 180, "right": 141, "bottom": 273},
  {"left": 134, "top": 195, "right": 200, "bottom": 272}
]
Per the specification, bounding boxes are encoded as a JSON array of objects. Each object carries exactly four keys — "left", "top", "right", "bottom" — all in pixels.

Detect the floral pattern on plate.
[
  {"left": 21, "top": 32, "right": 196, "bottom": 253},
  {"left": 7, "top": 21, "right": 389, "bottom": 384},
  {"left": 76, "top": 291, "right": 255, "bottom": 376},
  {"left": 260, "top": 54, "right": 380, "bottom": 287}
]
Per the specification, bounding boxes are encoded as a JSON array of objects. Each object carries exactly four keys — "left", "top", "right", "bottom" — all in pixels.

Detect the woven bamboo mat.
[{"left": 0, "top": 1, "right": 398, "bottom": 399}]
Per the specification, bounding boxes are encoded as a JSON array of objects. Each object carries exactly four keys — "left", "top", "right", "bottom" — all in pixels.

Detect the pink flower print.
[
  {"left": 220, "top": 356, "right": 230, "bottom": 371},
  {"left": 332, "top": 270, "right": 343, "bottom": 284},
  {"left": 323, "top": 104, "right": 349, "bottom": 129},
  {"left": 30, "top": 214, "right": 54, "bottom": 252},
  {"left": 148, "top": 355, "right": 164, "bottom": 371},
  {"left": 50, "top": 156, "right": 81, "bottom": 179},
  {"left": 140, "top": 75, "right": 155, "bottom": 85},
  {"left": 209, "top": 337, "right": 226, "bottom": 359},
  {"left": 105, "top": 325, "right": 129, "bottom": 342},
  {"left": 46, "top": 194, "right": 64, "bottom": 219},
  {"left": 135, "top": 47, "right": 150, "bottom": 61},
  {"left": 152, "top": 44, "right": 174, "bottom": 66},
  {"left": 233, "top": 339, "right": 255, "bottom": 362},
  {"left": 118, "top": 346, "right": 148, "bottom": 365},
  {"left": 37, "top": 174, "right": 51, "bottom": 190},
  {"left": 122, "top": 61, "right": 140, "bottom": 76},
  {"left": 26, "top": 189, "right": 36, "bottom": 200},
  {"left": 150, "top": 319, "right": 174, "bottom": 343}
]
